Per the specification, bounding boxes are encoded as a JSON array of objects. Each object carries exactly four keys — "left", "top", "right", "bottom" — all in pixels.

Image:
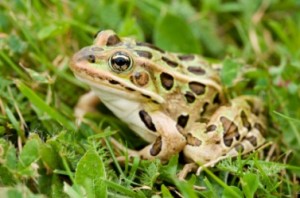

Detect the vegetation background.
[{"left": 0, "top": 0, "right": 300, "bottom": 197}]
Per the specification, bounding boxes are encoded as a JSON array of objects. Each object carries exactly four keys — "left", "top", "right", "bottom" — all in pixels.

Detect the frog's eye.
[{"left": 109, "top": 52, "right": 133, "bottom": 73}]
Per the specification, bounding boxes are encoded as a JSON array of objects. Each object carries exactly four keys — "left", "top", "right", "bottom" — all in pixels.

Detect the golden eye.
[{"left": 109, "top": 52, "right": 133, "bottom": 73}]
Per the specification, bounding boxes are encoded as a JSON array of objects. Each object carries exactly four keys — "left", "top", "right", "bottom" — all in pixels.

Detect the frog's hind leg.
[
  {"left": 108, "top": 111, "right": 187, "bottom": 163},
  {"left": 182, "top": 96, "right": 267, "bottom": 176}
]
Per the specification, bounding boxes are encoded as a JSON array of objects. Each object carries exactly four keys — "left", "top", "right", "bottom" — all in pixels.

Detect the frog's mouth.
[{"left": 71, "top": 50, "right": 165, "bottom": 104}]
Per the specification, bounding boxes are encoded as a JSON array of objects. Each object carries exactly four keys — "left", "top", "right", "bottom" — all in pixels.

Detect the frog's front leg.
[
  {"left": 74, "top": 91, "right": 100, "bottom": 125},
  {"left": 183, "top": 96, "right": 266, "bottom": 167},
  {"left": 136, "top": 111, "right": 187, "bottom": 162}
]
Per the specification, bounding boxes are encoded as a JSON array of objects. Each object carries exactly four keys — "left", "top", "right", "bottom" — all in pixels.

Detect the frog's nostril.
[{"left": 87, "top": 54, "right": 96, "bottom": 63}]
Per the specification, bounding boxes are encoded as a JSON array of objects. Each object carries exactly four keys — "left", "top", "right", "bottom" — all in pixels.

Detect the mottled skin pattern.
[{"left": 70, "top": 30, "right": 266, "bottom": 174}]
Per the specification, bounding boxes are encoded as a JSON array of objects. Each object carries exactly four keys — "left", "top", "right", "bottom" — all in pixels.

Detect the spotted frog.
[{"left": 70, "top": 30, "right": 266, "bottom": 172}]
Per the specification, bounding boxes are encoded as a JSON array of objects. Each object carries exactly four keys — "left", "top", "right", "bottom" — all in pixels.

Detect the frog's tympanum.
[{"left": 70, "top": 30, "right": 266, "bottom": 174}]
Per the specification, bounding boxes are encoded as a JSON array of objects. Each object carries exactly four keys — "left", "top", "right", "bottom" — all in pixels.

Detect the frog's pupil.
[{"left": 114, "top": 57, "right": 127, "bottom": 67}]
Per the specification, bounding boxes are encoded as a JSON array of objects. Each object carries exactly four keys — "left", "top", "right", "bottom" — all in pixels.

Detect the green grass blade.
[
  {"left": 203, "top": 167, "right": 242, "bottom": 198},
  {"left": 102, "top": 179, "right": 144, "bottom": 198},
  {"left": 15, "top": 80, "right": 75, "bottom": 131},
  {"left": 0, "top": 51, "right": 29, "bottom": 80}
]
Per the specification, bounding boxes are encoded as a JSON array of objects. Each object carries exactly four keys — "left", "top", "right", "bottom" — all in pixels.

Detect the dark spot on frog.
[
  {"left": 184, "top": 91, "right": 196, "bottom": 103},
  {"left": 205, "top": 124, "right": 216, "bottom": 133},
  {"left": 254, "top": 123, "right": 265, "bottom": 135},
  {"left": 198, "top": 117, "right": 209, "bottom": 123},
  {"left": 223, "top": 139, "right": 233, "bottom": 147},
  {"left": 177, "top": 54, "right": 195, "bottom": 61},
  {"left": 130, "top": 72, "right": 149, "bottom": 87},
  {"left": 125, "top": 87, "right": 135, "bottom": 91},
  {"left": 215, "top": 140, "right": 221, "bottom": 144},
  {"left": 108, "top": 79, "right": 120, "bottom": 85},
  {"left": 87, "top": 54, "right": 96, "bottom": 63},
  {"left": 245, "top": 100, "right": 254, "bottom": 109},
  {"left": 160, "top": 72, "right": 174, "bottom": 90},
  {"left": 245, "top": 99, "right": 260, "bottom": 115},
  {"left": 95, "top": 75, "right": 103, "bottom": 80},
  {"left": 152, "top": 100, "right": 160, "bottom": 104},
  {"left": 220, "top": 116, "right": 239, "bottom": 147},
  {"left": 136, "top": 42, "right": 165, "bottom": 53},
  {"left": 189, "top": 81, "right": 206, "bottom": 95},
  {"left": 150, "top": 136, "right": 162, "bottom": 156},
  {"left": 213, "top": 93, "right": 221, "bottom": 104},
  {"left": 162, "top": 56, "right": 178, "bottom": 67},
  {"left": 139, "top": 110, "right": 156, "bottom": 132},
  {"left": 177, "top": 114, "right": 189, "bottom": 128},
  {"left": 186, "top": 133, "right": 202, "bottom": 146},
  {"left": 200, "top": 102, "right": 209, "bottom": 116},
  {"left": 246, "top": 136, "right": 257, "bottom": 147},
  {"left": 241, "top": 111, "right": 252, "bottom": 131},
  {"left": 141, "top": 93, "right": 151, "bottom": 99},
  {"left": 187, "top": 66, "right": 206, "bottom": 75},
  {"left": 234, "top": 144, "right": 244, "bottom": 153},
  {"left": 222, "top": 153, "right": 227, "bottom": 157},
  {"left": 252, "top": 108, "right": 260, "bottom": 116},
  {"left": 106, "top": 34, "right": 121, "bottom": 46},
  {"left": 135, "top": 50, "right": 153, "bottom": 59}
]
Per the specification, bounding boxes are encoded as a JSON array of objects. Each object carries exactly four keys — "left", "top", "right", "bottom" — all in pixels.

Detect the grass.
[{"left": 0, "top": 0, "right": 300, "bottom": 197}]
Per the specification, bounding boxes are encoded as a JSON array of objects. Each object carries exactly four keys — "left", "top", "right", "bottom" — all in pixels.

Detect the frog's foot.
[
  {"left": 195, "top": 156, "right": 229, "bottom": 176},
  {"left": 177, "top": 163, "right": 198, "bottom": 180},
  {"left": 177, "top": 159, "right": 228, "bottom": 179},
  {"left": 74, "top": 91, "right": 100, "bottom": 126}
]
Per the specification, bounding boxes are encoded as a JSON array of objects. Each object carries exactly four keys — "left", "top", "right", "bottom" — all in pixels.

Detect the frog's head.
[{"left": 70, "top": 30, "right": 168, "bottom": 103}]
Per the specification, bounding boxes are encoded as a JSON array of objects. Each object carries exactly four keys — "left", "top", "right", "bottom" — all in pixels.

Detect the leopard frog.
[{"left": 70, "top": 30, "right": 266, "bottom": 167}]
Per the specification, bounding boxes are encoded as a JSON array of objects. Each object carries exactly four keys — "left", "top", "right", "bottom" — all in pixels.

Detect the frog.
[{"left": 70, "top": 30, "right": 266, "bottom": 177}]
